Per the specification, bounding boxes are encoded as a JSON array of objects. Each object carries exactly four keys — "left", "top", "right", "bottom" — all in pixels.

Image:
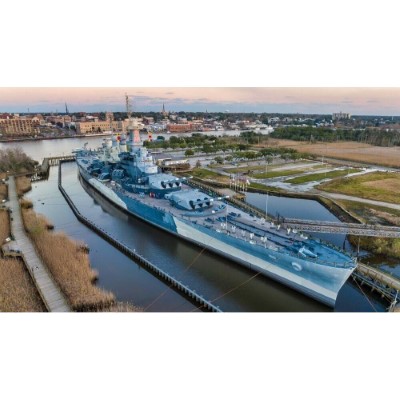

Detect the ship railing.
[
  {"left": 184, "top": 215, "right": 354, "bottom": 269},
  {"left": 186, "top": 179, "right": 356, "bottom": 258}
]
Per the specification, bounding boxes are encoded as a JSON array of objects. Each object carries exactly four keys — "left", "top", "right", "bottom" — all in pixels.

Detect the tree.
[
  {"left": 185, "top": 149, "right": 194, "bottom": 156},
  {"left": 214, "top": 156, "right": 224, "bottom": 164}
]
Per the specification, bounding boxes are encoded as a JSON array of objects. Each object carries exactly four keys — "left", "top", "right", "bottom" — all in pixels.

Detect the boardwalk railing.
[
  {"left": 58, "top": 160, "right": 222, "bottom": 312},
  {"left": 352, "top": 263, "right": 400, "bottom": 305}
]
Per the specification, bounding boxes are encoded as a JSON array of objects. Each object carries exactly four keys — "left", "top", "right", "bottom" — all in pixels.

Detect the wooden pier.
[
  {"left": 31, "top": 155, "right": 76, "bottom": 181},
  {"left": 58, "top": 160, "right": 222, "bottom": 312},
  {"left": 7, "top": 176, "right": 71, "bottom": 312}
]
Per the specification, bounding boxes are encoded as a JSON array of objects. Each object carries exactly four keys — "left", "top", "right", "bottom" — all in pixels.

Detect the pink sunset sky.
[{"left": 1, "top": 87, "right": 400, "bottom": 115}]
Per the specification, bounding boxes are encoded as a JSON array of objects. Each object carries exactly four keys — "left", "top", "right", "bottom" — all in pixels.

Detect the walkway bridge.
[
  {"left": 352, "top": 263, "right": 400, "bottom": 307},
  {"left": 31, "top": 155, "right": 76, "bottom": 181},
  {"left": 281, "top": 218, "right": 400, "bottom": 238}
]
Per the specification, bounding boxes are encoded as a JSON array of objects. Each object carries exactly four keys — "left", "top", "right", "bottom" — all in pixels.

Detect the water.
[
  {"left": 1, "top": 137, "right": 392, "bottom": 312},
  {"left": 0, "top": 130, "right": 242, "bottom": 162}
]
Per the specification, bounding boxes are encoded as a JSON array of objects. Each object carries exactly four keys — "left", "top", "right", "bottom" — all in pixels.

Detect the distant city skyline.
[{"left": 1, "top": 87, "right": 400, "bottom": 115}]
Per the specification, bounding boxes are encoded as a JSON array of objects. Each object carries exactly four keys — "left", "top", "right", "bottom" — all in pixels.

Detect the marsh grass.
[
  {"left": 0, "top": 258, "right": 47, "bottom": 312},
  {"left": 102, "top": 302, "right": 143, "bottom": 312},
  {"left": 20, "top": 198, "right": 33, "bottom": 209},
  {"left": 21, "top": 208, "right": 116, "bottom": 311},
  {"left": 0, "top": 210, "right": 10, "bottom": 244},
  {"left": 15, "top": 176, "right": 32, "bottom": 196},
  {"left": 0, "top": 184, "right": 7, "bottom": 201}
]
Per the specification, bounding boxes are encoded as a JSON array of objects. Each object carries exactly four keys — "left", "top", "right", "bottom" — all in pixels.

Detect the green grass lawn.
[
  {"left": 248, "top": 182, "right": 283, "bottom": 192},
  {"left": 285, "top": 168, "right": 360, "bottom": 185},
  {"left": 318, "top": 171, "right": 400, "bottom": 204},
  {"left": 252, "top": 169, "right": 310, "bottom": 179},
  {"left": 223, "top": 160, "right": 316, "bottom": 174},
  {"left": 190, "top": 168, "right": 222, "bottom": 179}
]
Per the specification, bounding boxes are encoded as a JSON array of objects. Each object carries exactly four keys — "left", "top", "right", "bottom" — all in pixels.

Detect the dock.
[
  {"left": 31, "top": 155, "right": 76, "bottom": 181},
  {"left": 7, "top": 176, "right": 71, "bottom": 312},
  {"left": 58, "top": 160, "right": 222, "bottom": 312}
]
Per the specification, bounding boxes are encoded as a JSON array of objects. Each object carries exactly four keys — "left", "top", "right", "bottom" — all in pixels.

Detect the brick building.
[{"left": 0, "top": 118, "right": 40, "bottom": 136}]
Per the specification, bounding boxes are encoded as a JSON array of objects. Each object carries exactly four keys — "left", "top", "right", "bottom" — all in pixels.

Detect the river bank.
[{"left": 0, "top": 132, "right": 112, "bottom": 143}]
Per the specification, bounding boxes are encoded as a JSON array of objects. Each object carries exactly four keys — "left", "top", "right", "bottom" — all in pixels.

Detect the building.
[
  {"left": 143, "top": 116, "right": 155, "bottom": 125},
  {"left": 167, "top": 123, "right": 192, "bottom": 133},
  {"left": 161, "top": 103, "right": 169, "bottom": 117},
  {"left": 0, "top": 118, "right": 40, "bottom": 136},
  {"left": 46, "top": 115, "right": 72, "bottom": 126},
  {"left": 332, "top": 112, "right": 351, "bottom": 121},
  {"left": 76, "top": 120, "right": 125, "bottom": 134},
  {"left": 105, "top": 112, "right": 114, "bottom": 122}
]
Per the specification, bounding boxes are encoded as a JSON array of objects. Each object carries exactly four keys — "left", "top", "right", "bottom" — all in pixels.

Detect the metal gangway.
[{"left": 281, "top": 218, "right": 400, "bottom": 238}]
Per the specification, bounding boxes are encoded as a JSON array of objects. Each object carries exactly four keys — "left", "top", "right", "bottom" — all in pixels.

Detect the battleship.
[{"left": 74, "top": 110, "right": 357, "bottom": 308}]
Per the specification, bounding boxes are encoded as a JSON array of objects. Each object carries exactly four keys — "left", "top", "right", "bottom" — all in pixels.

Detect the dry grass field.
[
  {"left": 22, "top": 208, "right": 116, "bottom": 311},
  {"left": 0, "top": 258, "right": 47, "bottom": 312},
  {"left": 272, "top": 140, "right": 400, "bottom": 168},
  {"left": 362, "top": 178, "right": 400, "bottom": 192},
  {"left": 319, "top": 171, "right": 400, "bottom": 204}
]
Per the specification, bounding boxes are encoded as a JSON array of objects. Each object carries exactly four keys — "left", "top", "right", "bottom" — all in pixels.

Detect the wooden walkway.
[{"left": 8, "top": 176, "right": 71, "bottom": 312}]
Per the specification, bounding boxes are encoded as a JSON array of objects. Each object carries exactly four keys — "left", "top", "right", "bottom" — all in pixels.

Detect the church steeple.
[{"left": 65, "top": 102, "right": 69, "bottom": 115}]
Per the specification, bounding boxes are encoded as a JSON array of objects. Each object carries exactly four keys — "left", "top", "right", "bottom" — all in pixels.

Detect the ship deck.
[
  {"left": 77, "top": 154, "right": 353, "bottom": 268},
  {"left": 104, "top": 180, "right": 354, "bottom": 268}
]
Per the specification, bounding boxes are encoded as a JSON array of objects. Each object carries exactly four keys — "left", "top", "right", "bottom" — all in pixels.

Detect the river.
[{"left": 1, "top": 137, "right": 392, "bottom": 312}]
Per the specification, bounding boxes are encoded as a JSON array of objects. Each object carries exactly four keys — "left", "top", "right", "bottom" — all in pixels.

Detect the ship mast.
[
  {"left": 125, "top": 94, "right": 141, "bottom": 150},
  {"left": 125, "top": 93, "right": 132, "bottom": 122}
]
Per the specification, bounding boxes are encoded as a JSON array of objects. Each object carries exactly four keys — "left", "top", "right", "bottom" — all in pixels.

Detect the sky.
[{"left": 1, "top": 87, "right": 400, "bottom": 115}]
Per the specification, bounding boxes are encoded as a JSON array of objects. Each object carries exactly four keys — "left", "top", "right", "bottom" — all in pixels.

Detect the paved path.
[
  {"left": 315, "top": 190, "right": 400, "bottom": 211},
  {"left": 8, "top": 176, "right": 70, "bottom": 312}
]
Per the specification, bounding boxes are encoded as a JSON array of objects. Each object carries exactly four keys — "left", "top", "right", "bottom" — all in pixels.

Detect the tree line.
[
  {"left": 270, "top": 126, "right": 400, "bottom": 147},
  {"left": 0, "top": 148, "right": 37, "bottom": 173}
]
